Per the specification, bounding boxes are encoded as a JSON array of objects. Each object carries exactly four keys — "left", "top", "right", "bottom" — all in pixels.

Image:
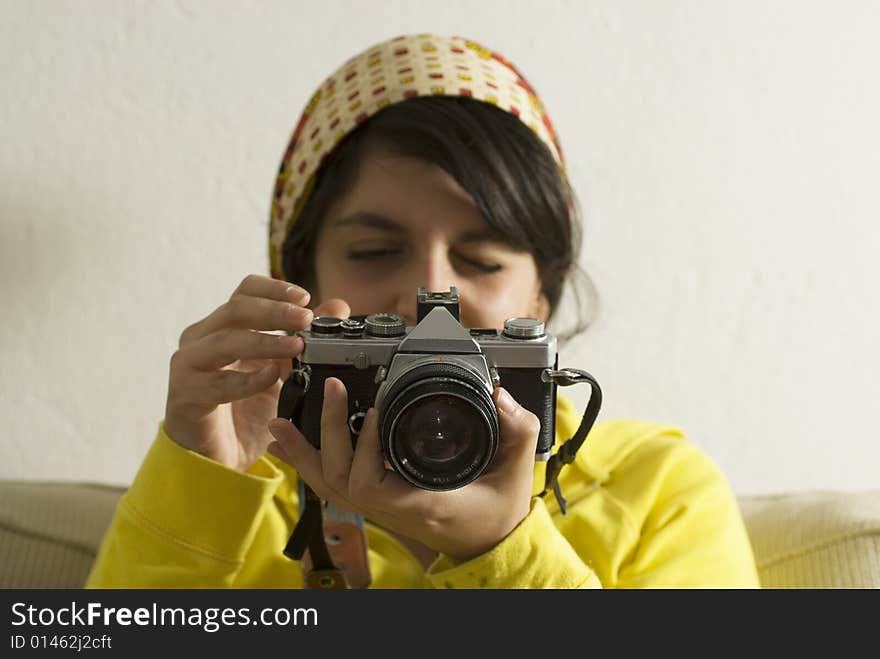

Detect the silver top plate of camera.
[{"left": 299, "top": 306, "right": 556, "bottom": 370}]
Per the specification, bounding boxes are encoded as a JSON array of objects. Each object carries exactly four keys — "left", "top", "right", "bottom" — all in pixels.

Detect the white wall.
[{"left": 1, "top": 0, "right": 878, "bottom": 494}]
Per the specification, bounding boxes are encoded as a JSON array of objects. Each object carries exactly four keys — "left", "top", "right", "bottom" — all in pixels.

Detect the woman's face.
[{"left": 312, "top": 150, "right": 549, "bottom": 329}]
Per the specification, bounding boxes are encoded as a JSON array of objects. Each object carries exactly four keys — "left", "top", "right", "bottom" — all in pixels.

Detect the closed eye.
[
  {"left": 346, "top": 247, "right": 502, "bottom": 273},
  {"left": 348, "top": 248, "right": 404, "bottom": 260},
  {"left": 453, "top": 252, "right": 502, "bottom": 274}
]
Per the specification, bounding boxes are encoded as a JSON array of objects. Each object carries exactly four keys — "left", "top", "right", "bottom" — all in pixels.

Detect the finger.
[
  {"left": 312, "top": 298, "right": 351, "bottom": 320},
  {"left": 231, "top": 274, "right": 311, "bottom": 306},
  {"left": 276, "top": 357, "right": 294, "bottom": 382},
  {"left": 490, "top": 387, "right": 542, "bottom": 475},
  {"left": 319, "top": 378, "right": 356, "bottom": 493},
  {"left": 181, "top": 296, "right": 313, "bottom": 345},
  {"left": 350, "top": 407, "right": 415, "bottom": 501},
  {"left": 173, "top": 362, "right": 281, "bottom": 407},
  {"left": 237, "top": 358, "right": 288, "bottom": 397},
  {"left": 349, "top": 407, "right": 433, "bottom": 512},
  {"left": 178, "top": 328, "right": 304, "bottom": 370},
  {"left": 266, "top": 419, "right": 357, "bottom": 511}
]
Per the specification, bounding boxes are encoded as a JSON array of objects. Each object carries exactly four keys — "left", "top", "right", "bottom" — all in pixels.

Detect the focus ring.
[{"left": 378, "top": 362, "right": 498, "bottom": 490}]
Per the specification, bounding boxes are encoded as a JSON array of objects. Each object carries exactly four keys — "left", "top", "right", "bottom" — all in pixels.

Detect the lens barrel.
[{"left": 379, "top": 362, "right": 498, "bottom": 490}]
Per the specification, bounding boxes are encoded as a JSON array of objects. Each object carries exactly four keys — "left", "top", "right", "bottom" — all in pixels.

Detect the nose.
[{"left": 392, "top": 247, "right": 457, "bottom": 324}]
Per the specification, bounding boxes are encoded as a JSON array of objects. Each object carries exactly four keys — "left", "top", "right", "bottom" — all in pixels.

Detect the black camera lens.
[
  {"left": 380, "top": 364, "right": 498, "bottom": 490},
  {"left": 395, "top": 393, "right": 483, "bottom": 469}
]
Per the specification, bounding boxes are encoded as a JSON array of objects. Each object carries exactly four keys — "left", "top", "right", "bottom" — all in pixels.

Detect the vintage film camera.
[{"left": 278, "top": 287, "right": 600, "bottom": 492}]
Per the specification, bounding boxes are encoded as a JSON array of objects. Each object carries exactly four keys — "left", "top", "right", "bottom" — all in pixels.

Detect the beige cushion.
[
  {"left": 0, "top": 480, "right": 125, "bottom": 588},
  {"left": 1, "top": 480, "right": 878, "bottom": 588},
  {"left": 738, "top": 490, "right": 880, "bottom": 588}
]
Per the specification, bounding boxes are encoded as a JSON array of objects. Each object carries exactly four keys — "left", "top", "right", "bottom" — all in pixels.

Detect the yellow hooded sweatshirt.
[{"left": 86, "top": 394, "right": 760, "bottom": 588}]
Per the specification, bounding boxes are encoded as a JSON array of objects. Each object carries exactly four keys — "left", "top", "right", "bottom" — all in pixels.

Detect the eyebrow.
[{"left": 330, "top": 211, "right": 505, "bottom": 243}]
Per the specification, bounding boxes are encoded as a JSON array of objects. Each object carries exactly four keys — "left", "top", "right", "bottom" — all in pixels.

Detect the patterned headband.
[{"left": 269, "top": 33, "right": 565, "bottom": 280}]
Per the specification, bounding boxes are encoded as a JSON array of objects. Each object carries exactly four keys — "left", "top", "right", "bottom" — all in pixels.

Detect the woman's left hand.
[{"left": 266, "top": 377, "right": 541, "bottom": 563}]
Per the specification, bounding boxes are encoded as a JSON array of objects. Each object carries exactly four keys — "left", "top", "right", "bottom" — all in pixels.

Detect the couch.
[{"left": 1, "top": 480, "right": 878, "bottom": 588}]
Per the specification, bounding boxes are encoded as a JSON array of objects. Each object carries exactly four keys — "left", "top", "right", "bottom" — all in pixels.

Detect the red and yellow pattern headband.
[{"left": 269, "top": 34, "right": 565, "bottom": 280}]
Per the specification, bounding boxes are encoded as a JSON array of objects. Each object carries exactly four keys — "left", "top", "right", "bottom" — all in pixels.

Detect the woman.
[{"left": 87, "top": 34, "right": 759, "bottom": 588}]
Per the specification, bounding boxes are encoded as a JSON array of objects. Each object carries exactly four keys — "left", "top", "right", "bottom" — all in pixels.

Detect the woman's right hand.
[{"left": 163, "top": 274, "right": 350, "bottom": 472}]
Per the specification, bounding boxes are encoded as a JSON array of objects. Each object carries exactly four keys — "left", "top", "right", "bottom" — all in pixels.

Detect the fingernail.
[
  {"left": 286, "top": 285, "right": 311, "bottom": 305},
  {"left": 287, "top": 305, "right": 313, "bottom": 322},
  {"left": 282, "top": 334, "right": 303, "bottom": 352},
  {"left": 496, "top": 387, "right": 517, "bottom": 414}
]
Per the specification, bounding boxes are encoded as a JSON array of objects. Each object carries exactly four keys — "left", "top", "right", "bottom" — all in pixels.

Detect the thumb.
[
  {"left": 312, "top": 297, "right": 351, "bottom": 320},
  {"left": 492, "top": 387, "right": 541, "bottom": 471}
]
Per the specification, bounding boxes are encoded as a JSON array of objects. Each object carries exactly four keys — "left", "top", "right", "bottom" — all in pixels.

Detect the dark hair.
[{"left": 281, "top": 96, "right": 598, "bottom": 341}]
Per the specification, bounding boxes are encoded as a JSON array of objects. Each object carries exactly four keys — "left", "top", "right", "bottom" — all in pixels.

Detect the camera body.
[{"left": 283, "top": 287, "right": 557, "bottom": 490}]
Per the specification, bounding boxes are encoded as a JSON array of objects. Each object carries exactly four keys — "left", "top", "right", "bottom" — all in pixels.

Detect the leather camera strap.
[{"left": 284, "top": 479, "right": 371, "bottom": 589}]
